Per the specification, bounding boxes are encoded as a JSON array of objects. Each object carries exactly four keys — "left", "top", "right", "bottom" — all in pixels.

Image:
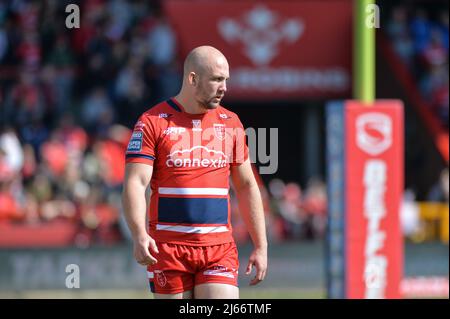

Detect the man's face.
[{"left": 194, "top": 57, "right": 229, "bottom": 110}]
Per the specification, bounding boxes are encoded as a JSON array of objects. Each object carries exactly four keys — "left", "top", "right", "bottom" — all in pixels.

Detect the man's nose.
[{"left": 220, "top": 81, "right": 227, "bottom": 93}]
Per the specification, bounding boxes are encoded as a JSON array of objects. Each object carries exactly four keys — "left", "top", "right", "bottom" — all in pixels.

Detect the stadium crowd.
[
  {"left": 0, "top": 0, "right": 181, "bottom": 245},
  {"left": 386, "top": 5, "right": 449, "bottom": 127}
]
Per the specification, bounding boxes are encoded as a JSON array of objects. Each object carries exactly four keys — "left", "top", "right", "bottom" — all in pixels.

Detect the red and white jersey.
[{"left": 125, "top": 98, "right": 248, "bottom": 246}]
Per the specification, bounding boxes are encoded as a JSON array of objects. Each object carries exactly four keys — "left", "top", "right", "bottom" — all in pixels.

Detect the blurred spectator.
[
  {"left": 106, "top": 0, "right": 133, "bottom": 42},
  {"left": 428, "top": 168, "right": 450, "bottom": 203},
  {"left": 57, "top": 113, "right": 89, "bottom": 158},
  {"left": 27, "top": 171, "right": 53, "bottom": 206},
  {"left": 92, "top": 138, "right": 126, "bottom": 189},
  {"left": 40, "top": 196, "right": 77, "bottom": 221},
  {"left": 16, "top": 31, "right": 41, "bottom": 71},
  {"left": 0, "top": 179, "right": 23, "bottom": 222},
  {"left": 420, "top": 65, "right": 449, "bottom": 126},
  {"left": 146, "top": 13, "right": 176, "bottom": 67},
  {"left": 81, "top": 87, "right": 114, "bottom": 133},
  {"left": 268, "top": 180, "right": 301, "bottom": 240},
  {"left": 302, "top": 177, "right": 327, "bottom": 239},
  {"left": 400, "top": 189, "right": 421, "bottom": 239},
  {"left": 75, "top": 184, "right": 121, "bottom": 247},
  {"left": 0, "top": 127, "right": 24, "bottom": 173},
  {"left": 20, "top": 119, "right": 49, "bottom": 160},
  {"left": 15, "top": 0, "right": 41, "bottom": 32},
  {"left": 144, "top": 10, "right": 180, "bottom": 101},
  {"left": 410, "top": 9, "right": 432, "bottom": 55},
  {"left": 114, "top": 56, "right": 151, "bottom": 126},
  {"left": 0, "top": 147, "right": 14, "bottom": 183},
  {"left": 46, "top": 33, "right": 76, "bottom": 115},
  {"left": 21, "top": 144, "right": 37, "bottom": 179},
  {"left": 0, "top": 24, "right": 7, "bottom": 62},
  {"left": 267, "top": 178, "right": 289, "bottom": 241},
  {"left": 387, "top": 6, "right": 415, "bottom": 66},
  {"left": 40, "top": 131, "right": 69, "bottom": 178},
  {"left": 0, "top": 140, "right": 25, "bottom": 223},
  {"left": 265, "top": 177, "right": 329, "bottom": 241},
  {"left": 435, "top": 11, "right": 449, "bottom": 51},
  {"left": 4, "top": 71, "right": 48, "bottom": 126},
  {"left": 421, "top": 29, "right": 448, "bottom": 68}
]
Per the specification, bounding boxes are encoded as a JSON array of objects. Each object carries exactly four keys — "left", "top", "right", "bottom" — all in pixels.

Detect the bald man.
[{"left": 122, "top": 46, "right": 267, "bottom": 299}]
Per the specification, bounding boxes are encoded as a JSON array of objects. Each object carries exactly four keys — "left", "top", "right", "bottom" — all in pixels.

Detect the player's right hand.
[{"left": 133, "top": 233, "right": 159, "bottom": 266}]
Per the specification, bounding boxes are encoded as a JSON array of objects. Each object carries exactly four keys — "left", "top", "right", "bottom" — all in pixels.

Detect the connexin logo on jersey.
[{"left": 166, "top": 146, "right": 228, "bottom": 168}]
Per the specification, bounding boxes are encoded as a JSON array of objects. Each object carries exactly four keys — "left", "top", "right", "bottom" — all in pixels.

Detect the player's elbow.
[{"left": 122, "top": 174, "right": 148, "bottom": 199}]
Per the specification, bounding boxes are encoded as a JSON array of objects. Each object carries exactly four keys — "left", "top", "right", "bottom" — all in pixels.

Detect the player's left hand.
[{"left": 245, "top": 247, "right": 267, "bottom": 286}]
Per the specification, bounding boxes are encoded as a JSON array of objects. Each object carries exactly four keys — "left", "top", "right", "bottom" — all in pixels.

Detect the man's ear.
[{"left": 189, "top": 72, "right": 197, "bottom": 86}]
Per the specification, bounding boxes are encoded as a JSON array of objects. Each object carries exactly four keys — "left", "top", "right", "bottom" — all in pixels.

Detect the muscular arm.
[
  {"left": 122, "top": 163, "right": 159, "bottom": 265},
  {"left": 230, "top": 159, "right": 268, "bottom": 285}
]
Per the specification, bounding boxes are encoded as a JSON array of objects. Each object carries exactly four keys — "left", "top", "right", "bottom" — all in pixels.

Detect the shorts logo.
[
  {"left": 203, "top": 265, "right": 235, "bottom": 278},
  {"left": 154, "top": 270, "right": 167, "bottom": 287}
]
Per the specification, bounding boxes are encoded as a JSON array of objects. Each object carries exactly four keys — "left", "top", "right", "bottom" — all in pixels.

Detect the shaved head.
[
  {"left": 177, "top": 45, "right": 230, "bottom": 112},
  {"left": 183, "top": 46, "right": 228, "bottom": 79}
]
